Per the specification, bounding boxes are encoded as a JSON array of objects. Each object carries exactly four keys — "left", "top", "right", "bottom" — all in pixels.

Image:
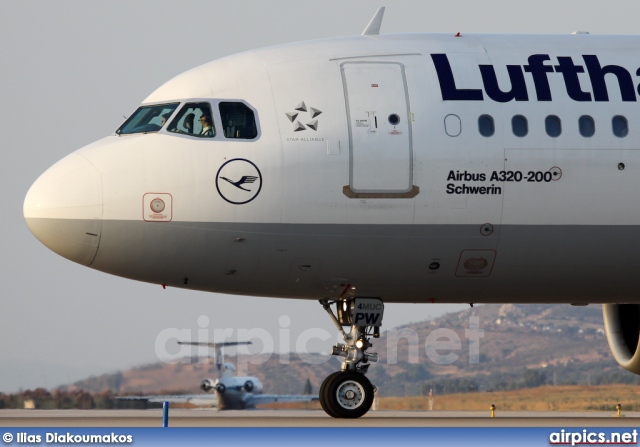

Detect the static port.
[{"left": 429, "top": 262, "right": 440, "bottom": 270}]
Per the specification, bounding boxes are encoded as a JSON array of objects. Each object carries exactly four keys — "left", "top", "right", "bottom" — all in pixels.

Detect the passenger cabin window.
[
  {"left": 579, "top": 115, "right": 595, "bottom": 137},
  {"left": 219, "top": 102, "right": 257, "bottom": 139},
  {"left": 167, "top": 102, "right": 215, "bottom": 138},
  {"left": 478, "top": 115, "right": 494, "bottom": 137},
  {"left": 545, "top": 115, "right": 562, "bottom": 137},
  {"left": 512, "top": 115, "right": 528, "bottom": 137},
  {"left": 612, "top": 115, "right": 628, "bottom": 138},
  {"left": 116, "top": 103, "right": 179, "bottom": 135}
]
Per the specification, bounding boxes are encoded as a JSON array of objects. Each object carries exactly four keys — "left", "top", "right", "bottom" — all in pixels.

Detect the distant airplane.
[
  {"left": 24, "top": 6, "right": 640, "bottom": 417},
  {"left": 119, "top": 341, "right": 318, "bottom": 410}
]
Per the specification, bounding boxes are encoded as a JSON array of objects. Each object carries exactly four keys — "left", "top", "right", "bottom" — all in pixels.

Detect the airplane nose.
[{"left": 24, "top": 153, "right": 102, "bottom": 266}]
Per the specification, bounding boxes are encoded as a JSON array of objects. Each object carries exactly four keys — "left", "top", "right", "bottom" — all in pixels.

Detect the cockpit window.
[
  {"left": 219, "top": 102, "right": 258, "bottom": 139},
  {"left": 167, "top": 102, "right": 215, "bottom": 138},
  {"left": 116, "top": 103, "right": 179, "bottom": 135}
]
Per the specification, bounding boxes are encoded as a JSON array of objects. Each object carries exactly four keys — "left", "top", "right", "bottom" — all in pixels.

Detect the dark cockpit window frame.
[
  {"left": 116, "top": 103, "right": 179, "bottom": 135},
  {"left": 218, "top": 101, "right": 259, "bottom": 140}
]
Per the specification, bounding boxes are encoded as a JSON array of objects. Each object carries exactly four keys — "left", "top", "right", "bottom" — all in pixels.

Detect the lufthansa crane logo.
[
  {"left": 285, "top": 101, "right": 322, "bottom": 132},
  {"left": 216, "top": 159, "right": 263, "bottom": 205},
  {"left": 219, "top": 175, "right": 258, "bottom": 192}
]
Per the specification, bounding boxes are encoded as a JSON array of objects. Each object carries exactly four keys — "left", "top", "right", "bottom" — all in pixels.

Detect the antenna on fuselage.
[{"left": 362, "top": 6, "right": 385, "bottom": 36}]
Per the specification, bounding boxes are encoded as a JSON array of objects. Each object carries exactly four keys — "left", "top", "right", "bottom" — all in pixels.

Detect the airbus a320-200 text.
[{"left": 446, "top": 169, "right": 554, "bottom": 195}]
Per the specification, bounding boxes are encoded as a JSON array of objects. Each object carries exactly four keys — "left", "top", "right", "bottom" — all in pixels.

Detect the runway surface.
[{"left": 1, "top": 409, "right": 639, "bottom": 427}]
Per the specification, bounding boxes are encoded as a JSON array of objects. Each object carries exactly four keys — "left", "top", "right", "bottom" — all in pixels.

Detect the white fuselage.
[
  {"left": 214, "top": 375, "right": 264, "bottom": 410},
  {"left": 23, "top": 32, "right": 640, "bottom": 304}
]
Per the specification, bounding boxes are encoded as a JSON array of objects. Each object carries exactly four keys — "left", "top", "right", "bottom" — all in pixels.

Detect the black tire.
[
  {"left": 319, "top": 371, "right": 342, "bottom": 417},
  {"left": 323, "top": 371, "right": 374, "bottom": 418}
]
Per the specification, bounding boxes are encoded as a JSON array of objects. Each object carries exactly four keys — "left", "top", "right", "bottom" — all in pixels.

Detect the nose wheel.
[
  {"left": 320, "top": 371, "right": 375, "bottom": 418},
  {"left": 318, "top": 298, "right": 383, "bottom": 418}
]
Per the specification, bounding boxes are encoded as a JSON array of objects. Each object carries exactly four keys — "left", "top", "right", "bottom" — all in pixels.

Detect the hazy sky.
[{"left": 2, "top": 0, "right": 637, "bottom": 393}]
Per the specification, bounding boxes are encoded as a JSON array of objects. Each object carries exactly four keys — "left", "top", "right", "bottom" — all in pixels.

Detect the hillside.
[
  {"left": 66, "top": 304, "right": 640, "bottom": 397},
  {"left": 378, "top": 384, "right": 640, "bottom": 412}
]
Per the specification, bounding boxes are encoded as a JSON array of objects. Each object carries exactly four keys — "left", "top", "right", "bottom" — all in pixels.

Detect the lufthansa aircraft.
[
  {"left": 23, "top": 7, "right": 640, "bottom": 417},
  {"left": 119, "top": 341, "right": 318, "bottom": 410}
]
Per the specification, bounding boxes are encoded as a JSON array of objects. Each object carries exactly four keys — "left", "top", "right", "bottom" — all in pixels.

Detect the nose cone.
[{"left": 24, "top": 153, "right": 102, "bottom": 266}]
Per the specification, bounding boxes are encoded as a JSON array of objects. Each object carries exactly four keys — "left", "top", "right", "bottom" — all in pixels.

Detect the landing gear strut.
[{"left": 318, "top": 298, "right": 383, "bottom": 418}]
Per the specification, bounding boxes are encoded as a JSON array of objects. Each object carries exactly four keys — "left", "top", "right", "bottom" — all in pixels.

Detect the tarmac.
[{"left": 1, "top": 409, "right": 639, "bottom": 427}]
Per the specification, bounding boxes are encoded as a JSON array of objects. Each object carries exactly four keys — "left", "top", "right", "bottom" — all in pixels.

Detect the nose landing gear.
[{"left": 318, "top": 298, "right": 383, "bottom": 418}]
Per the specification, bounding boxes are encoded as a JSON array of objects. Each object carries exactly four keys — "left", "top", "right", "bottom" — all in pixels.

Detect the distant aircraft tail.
[{"left": 177, "top": 341, "right": 252, "bottom": 377}]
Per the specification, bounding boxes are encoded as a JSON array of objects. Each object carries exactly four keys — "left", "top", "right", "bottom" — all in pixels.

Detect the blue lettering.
[
  {"left": 583, "top": 55, "right": 636, "bottom": 102},
  {"left": 431, "top": 53, "right": 640, "bottom": 103},
  {"left": 479, "top": 64, "right": 529, "bottom": 102},
  {"left": 553, "top": 57, "right": 592, "bottom": 101},
  {"left": 523, "top": 54, "right": 554, "bottom": 101},
  {"left": 354, "top": 313, "right": 381, "bottom": 325},
  {"left": 431, "top": 54, "right": 483, "bottom": 101}
]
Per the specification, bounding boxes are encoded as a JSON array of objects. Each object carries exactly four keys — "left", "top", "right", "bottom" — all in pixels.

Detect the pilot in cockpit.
[
  {"left": 160, "top": 113, "right": 171, "bottom": 127},
  {"left": 199, "top": 113, "right": 214, "bottom": 136}
]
